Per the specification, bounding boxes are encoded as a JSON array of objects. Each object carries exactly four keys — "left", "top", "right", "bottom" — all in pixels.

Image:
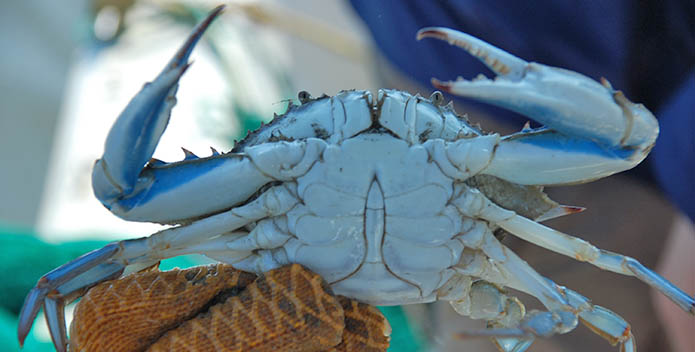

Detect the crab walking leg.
[
  {"left": 498, "top": 212, "right": 695, "bottom": 314},
  {"left": 16, "top": 244, "right": 121, "bottom": 351},
  {"left": 441, "top": 276, "right": 534, "bottom": 352},
  {"left": 454, "top": 186, "right": 695, "bottom": 314},
  {"left": 455, "top": 227, "right": 576, "bottom": 352},
  {"left": 559, "top": 284, "right": 637, "bottom": 350},
  {"left": 487, "top": 279, "right": 638, "bottom": 352},
  {"left": 417, "top": 27, "right": 659, "bottom": 185},
  {"left": 495, "top": 264, "right": 637, "bottom": 351},
  {"left": 481, "top": 289, "right": 637, "bottom": 352},
  {"left": 461, "top": 229, "right": 636, "bottom": 352},
  {"left": 17, "top": 185, "right": 299, "bottom": 351}
]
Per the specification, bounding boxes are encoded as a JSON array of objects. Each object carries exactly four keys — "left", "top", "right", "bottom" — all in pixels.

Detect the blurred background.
[{"left": 1, "top": 0, "right": 692, "bottom": 351}]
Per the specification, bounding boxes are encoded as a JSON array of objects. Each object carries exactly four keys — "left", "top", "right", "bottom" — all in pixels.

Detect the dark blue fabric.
[
  {"left": 348, "top": 0, "right": 695, "bottom": 222},
  {"left": 653, "top": 72, "right": 695, "bottom": 223}
]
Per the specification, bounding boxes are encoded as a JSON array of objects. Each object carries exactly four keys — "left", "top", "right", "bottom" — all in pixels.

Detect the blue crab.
[{"left": 18, "top": 6, "right": 694, "bottom": 352}]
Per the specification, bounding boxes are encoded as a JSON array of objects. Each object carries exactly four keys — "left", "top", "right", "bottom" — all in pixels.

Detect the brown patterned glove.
[{"left": 69, "top": 264, "right": 390, "bottom": 352}]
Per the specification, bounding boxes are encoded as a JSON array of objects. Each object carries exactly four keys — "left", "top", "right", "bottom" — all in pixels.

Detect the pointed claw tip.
[
  {"left": 417, "top": 27, "right": 478, "bottom": 52},
  {"left": 17, "top": 329, "right": 28, "bottom": 348},
  {"left": 416, "top": 27, "right": 447, "bottom": 41},
  {"left": 167, "top": 5, "right": 225, "bottom": 72},
  {"left": 430, "top": 78, "right": 452, "bottom": 93},
  {"left": 600, "top": 77, "right": 613, "bottom": 89},
  {"left": 417, "top": 27, "right": 475, "bottom": 52},
  {"left": 17, "top": 287, "right": 45, "bottom": 347},
  {"left": 17, "top": 313, "right": 37, "bottom": 348},
  {"left": 199, "top": 4, "right": 226, "bottom": 31},
  {"left": 564, "top": 206, "right": 586, "bottom": 214},
  {"left": 211, "top": 4, "right": 227, "bottom": 15}
]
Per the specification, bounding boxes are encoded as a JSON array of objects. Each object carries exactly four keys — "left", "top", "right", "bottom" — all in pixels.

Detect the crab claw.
[
  {"left": 91, "top": 5, "right": 225, "bottom": 211},
  {"left": 416, "top": 27, "right": 658, "bottom": 153}
]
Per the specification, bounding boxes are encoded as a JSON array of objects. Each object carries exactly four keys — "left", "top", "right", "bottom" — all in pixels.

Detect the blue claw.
[
  {"left": 418, "top": 27, "right": 661, "bottom": 186},
  {"left": 92, "top": 5, "right": 225, "bottom": 211},
  {"left": 417, "top": 27, "right": 658, "bottom": 152},
  {"left": 161, "top": 5, "right": 225, "bottom": 75}
]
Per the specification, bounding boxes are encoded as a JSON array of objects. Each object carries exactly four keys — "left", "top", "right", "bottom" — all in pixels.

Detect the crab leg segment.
[
  {"left": 17, "top": 185, "right": 299, "bottom": 351},
  {"left": 17, "top": 244, "right": 122, "bottom": 351},
  {"left": 497, "top": 213, "right": 695, "bottom": 314},
  {"left": 461, "top": 284, "right": 637, "bottom": 352},
  {"left": 455, "top": 226, "right": 636, "bottom": 352},
  {"left": 560, "top": 286, "right": 636, "bottom": 350},
  {"left": 455, "top": 186, "right": 695, "bottom": 315},
  {"left": 417, "top": 27, "right": 659, "bottom": 185},
  {"left": 483, "top": 130, "right": 648, "bottom": 185}
]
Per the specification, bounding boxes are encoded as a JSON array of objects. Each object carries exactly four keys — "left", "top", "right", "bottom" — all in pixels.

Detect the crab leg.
[
  {"left": 481, "top": 282, "right": 638, "bottom": 352},
  {"left": 18, "top": 185, "right": 299, "bottom": 351},
  {"left": 454, "top": 186, "right": 695, "bottom": 315},
  {"left": 560, "top": 285, "right": 637, "bottom": 350},
  {"left": 459, "top": 228, "right": 636, "bottom": 352},
  {"left": 417, "top": 27, "right": 659, "bottom": 185},
  {"left": 473, "top": 287, "right": 637, "bottom": 352},
  {"left": 455, "top": 230, "right": 569, "bottom": 352},
  {"left": 496, "top": 211, "right": 695, "bottom": 314}
]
